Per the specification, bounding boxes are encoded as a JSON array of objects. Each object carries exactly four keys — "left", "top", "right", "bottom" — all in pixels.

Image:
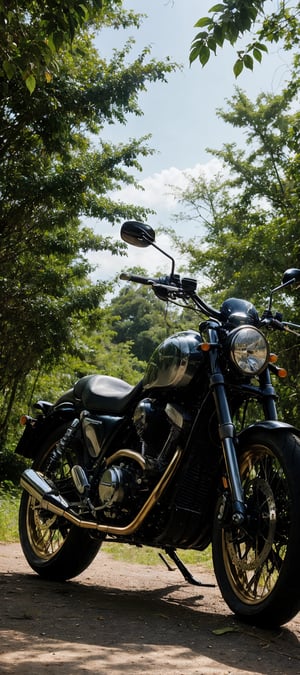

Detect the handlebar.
[
  {"left": 120, "top": 272, "right": 300, "bottom": 329},
  {"left": 119, "top": 272, "right": 156, "bottom": 285},
  {"left": 120, "top": 271, "right": 223, "bottom": 321}
]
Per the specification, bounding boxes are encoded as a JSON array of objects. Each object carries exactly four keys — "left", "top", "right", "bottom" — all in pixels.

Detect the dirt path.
[{"left": 0, "top": 542, "right": 300, "bottom": 674}]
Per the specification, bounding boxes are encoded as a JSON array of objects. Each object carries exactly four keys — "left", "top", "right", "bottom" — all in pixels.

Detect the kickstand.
[{"left": 161, "top": 546, "right": 215, "bottom": 587}]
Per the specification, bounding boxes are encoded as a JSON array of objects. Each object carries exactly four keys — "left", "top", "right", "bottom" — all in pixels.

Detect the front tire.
[
  {"left": 212, "top": 430, "right": 300, "bottom": 626},
  {"left": 19, "top": 423, "right": 102, "bottom": 581}
]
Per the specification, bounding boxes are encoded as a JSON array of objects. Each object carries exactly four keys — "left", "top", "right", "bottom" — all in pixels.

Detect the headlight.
[{"left": 229, "top": 326, "right": 269, "bottom": 375}]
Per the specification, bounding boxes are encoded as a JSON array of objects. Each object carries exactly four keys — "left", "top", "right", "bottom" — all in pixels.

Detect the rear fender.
[
  {"left": 237, "top": 420, "right": 300, "bottom": 448},
  {"left": 15, "top": 402, "right": 76, "bottom": 460}
]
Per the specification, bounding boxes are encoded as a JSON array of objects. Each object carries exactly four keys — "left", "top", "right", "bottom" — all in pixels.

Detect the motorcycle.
[{"left": 16, "top": 219, "right": 300, "bottom": 627}]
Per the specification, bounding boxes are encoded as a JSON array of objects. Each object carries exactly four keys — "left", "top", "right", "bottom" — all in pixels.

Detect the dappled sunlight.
[{"left": 0, "top": 544, "right": 300, "bottom": 674}]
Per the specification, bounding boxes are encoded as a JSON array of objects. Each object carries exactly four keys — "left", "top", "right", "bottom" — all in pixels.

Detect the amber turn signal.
[
  {"left": 277, "top": 368, "right": 288, "bottom": 378},
  {"left": 19, "top": 414, "right": 29, "bottom": 426},
  {"left": 199, "top": 343, "right": 211, "bottom": 352}
]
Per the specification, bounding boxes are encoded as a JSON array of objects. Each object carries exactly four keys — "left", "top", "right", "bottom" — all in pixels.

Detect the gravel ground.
[{"left": 0, "top": 542, "right": 300, "bottom": 674}]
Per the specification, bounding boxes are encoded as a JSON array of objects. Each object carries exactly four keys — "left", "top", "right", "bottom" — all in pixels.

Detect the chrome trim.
[
  {"left": 106, "top": 449, "right": 147, "bottom": 471},
  {"left": 20, "top": 448, "right": 181, "bottom": 536}
]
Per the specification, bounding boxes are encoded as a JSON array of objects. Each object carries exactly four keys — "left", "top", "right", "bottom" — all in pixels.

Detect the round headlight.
[{"left": 229, "top": 327, "right": 269, "bottom": 375}]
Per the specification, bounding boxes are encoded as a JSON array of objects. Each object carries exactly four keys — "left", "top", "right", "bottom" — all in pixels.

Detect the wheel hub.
[{"left": 227, "top": 478, "right": 277, "bottom": 571}]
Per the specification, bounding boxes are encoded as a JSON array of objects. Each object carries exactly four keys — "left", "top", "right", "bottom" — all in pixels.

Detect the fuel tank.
[{"left": 143, "top": 330, "right": 204, "bottom": 390}]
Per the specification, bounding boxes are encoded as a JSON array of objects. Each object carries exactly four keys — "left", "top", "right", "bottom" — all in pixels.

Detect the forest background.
[{"left": 0, "top": 0, "right": 300, "bottom": 488}]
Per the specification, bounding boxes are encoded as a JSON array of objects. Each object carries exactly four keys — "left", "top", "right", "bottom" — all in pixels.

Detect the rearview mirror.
[
  {"left": 282, "top": 268, "right": 300, "bottom": 286},
  {"left": 121, "top": 221, "right": 155, "bottom": 248}
]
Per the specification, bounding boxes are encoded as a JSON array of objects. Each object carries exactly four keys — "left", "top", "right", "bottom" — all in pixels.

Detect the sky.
[{"left": 88, "top": 0, "right": 293, "bottom": 282}]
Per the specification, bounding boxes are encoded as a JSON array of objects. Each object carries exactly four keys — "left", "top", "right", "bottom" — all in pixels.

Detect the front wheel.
[
  {"left": 212, "top": 430, "right": 300, "bottom": 627},
  {"left": 19, "top": 423, "right": 102, "bottom": 581}
]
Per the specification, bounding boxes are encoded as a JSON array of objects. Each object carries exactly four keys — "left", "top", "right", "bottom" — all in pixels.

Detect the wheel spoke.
[
  {"left": 222, "top": 444, "right": 291, "bottom": 605},
  {"left": 25, "top": 447, "right": 76, "bottom": 560}
]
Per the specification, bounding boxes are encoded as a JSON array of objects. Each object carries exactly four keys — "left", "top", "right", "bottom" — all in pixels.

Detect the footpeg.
[{"left": 71, "top": 465, "right": 90, "bottom": 496}]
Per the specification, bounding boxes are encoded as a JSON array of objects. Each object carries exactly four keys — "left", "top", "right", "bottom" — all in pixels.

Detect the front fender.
[
  {"left": 15, "top": 403, "right": 76, "bottom": 459},
  {"left": 237, "top": 420, "right": 300, "bottom": 447}
]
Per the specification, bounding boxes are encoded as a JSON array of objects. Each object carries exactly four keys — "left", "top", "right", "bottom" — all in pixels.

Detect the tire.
[
  {"left": 212, "top": 429, "right": 300, "bottom": 627},
  {"left": 19, "top": 422, "right": 102, "bottom": 581}
]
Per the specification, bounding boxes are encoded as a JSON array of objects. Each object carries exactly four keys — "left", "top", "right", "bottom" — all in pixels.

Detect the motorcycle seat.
[{"left": 74, "top": 374, "right": 143, "bottom": 413}]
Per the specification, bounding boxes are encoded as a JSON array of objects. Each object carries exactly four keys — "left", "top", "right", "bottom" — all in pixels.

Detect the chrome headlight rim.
[{"left": 229, "top": 326, "right": 269, "bottom": 376}]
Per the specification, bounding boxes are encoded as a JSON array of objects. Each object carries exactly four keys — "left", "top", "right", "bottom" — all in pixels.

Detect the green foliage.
[
  {"left": 0, "top": 450, "right": 29, "bottom": 486},
  {"left": 0, "top": 0, "right": 136, "bottom": 92},
  {"left": 0, "top": 3, "right": 177, "bottom": 446},
  {"left": 109, "top": 278, "right": 182, "bottom": 362},
  {"left": 0, "top": 486, "right": 20, "bottom": 542},
  {"left": 3, "top": 304, "right": 144, "bottom": 433},
  {"left": 190, "top": 0, "right": 299, "bottom": 75},
  {"left": 170, "top": 76, "right": 300, "bottom": 425}
]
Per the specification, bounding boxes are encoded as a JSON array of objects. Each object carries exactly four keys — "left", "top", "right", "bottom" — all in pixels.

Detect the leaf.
[
  {"left": 46, "top": 34, "right": 57, "bottom": 54},
  {"left": 199, "top": 45, "right": 211, "bottom": 66},
  {"left": 212, "top": 626, "right": 240, "bottom": 635},
  {"left": 253, "top": 47, "right": 262, "bottom": 63},
  {"left": 194, "top": 17, "right": 213, "bottom": 28},
  {"left": 192, "top": 30, "right": 209, "bottom": 42},
  {"left": 44, "top": 69, "right": 53, "bottom": 83},
  {"left": 243, "top": 54, "right": 254, "bottom": 70},
  {"left": 214, "top": 24, "right": 225, "bottom": 47},
  {"left": 3, "top": 59, "right": 15, "bottom": 80},
  {"left": 209, "top": 4, "right": 226, "bottom": 12},
  {"left": 207, "top": 37, "right": 217, "bottom": 53},
  {"left": 78, "top": 4, "right": 90, "bottom": 20},
  {"left": 233, "top": 58, "right": 244, "bottom": 77},
  {"left": 254, "top": 42, "right": 268, "bottom": 53},
  {"left": 25, "top": 74, "right": 36, "bottom": 94},
  {"left": 190, "top": 46, "right": 200, "bottom": 64}
]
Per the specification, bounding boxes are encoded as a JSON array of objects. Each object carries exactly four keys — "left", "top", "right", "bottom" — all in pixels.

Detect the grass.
[
  {"left": 0, "top": 487, "right": 20, "bottom": 542},
  {"left": 103, "top": 541, "right": 213, "bottom": 570},
  {"left": 0, "top": 488, "right": 213, "bottom": 572}
]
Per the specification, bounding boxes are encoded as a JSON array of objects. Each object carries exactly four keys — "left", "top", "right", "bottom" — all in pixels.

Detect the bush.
[
  {"left": 0, "top": 449, "right": 29, "bottom": 486},
  {"left": 0, "top": 486, "right": 20, "bottom": 541}
]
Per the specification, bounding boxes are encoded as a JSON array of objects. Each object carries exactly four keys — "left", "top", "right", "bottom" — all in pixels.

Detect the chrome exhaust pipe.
[
  {"left": 20, "top": 448, "right": 182, "bottom": 536},
  {"left": 20, "top": 469, "right": 79, "bottom": 519}
]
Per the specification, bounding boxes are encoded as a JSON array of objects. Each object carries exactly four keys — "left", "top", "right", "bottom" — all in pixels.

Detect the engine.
[
  {"left": 98, "top": 459, "right": 143, "bottom": 519},
  {"left": 97, "top": 398, "right": 181, "bottom": 521},
  {"left": 133, "top": 398, "right": 171, "bottom": 457}
]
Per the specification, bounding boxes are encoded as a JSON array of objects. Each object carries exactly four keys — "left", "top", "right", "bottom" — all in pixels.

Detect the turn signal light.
[
  {"left": 19, "top": 414, "right": 32, "bottom": 426},
  {"left": 200, "top": 342, "right": 211, "bottom": 352},
  {"left": 269, "top": 353, "right": 278, "bottom": 363},
  {"left": 277, "top": 368, "right": 288, "bottom": 378}
]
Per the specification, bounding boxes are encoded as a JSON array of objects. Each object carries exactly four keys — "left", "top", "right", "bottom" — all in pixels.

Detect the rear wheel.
[
  {"left": 212, "top": 430, "right": 300, "bottom": 626},
  {"left": 19, "top": 423, "right": 102, "bottom": 581}
]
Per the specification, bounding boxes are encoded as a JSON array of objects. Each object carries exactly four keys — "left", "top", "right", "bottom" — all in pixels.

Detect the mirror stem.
[{"left": 151, "top": 242, "right": 175, "bottom": 278}]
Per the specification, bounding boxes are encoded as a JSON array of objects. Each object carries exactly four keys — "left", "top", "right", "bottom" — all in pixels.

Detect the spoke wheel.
[
  {"left": 224, "top": 446, "right": 288, "bottom": 604},
  {"left": 19, "top": 423, "right": 102, "bottom": 580},
  {"left": 212, "top": 429, "right": 300, "bottom": 626}
]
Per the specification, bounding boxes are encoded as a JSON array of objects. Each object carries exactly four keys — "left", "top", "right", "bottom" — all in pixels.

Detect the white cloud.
[
  {"left": 87, "top": 158, "right": 222, "bottom": 283},
  {"left": 117, "top": 158, "right": 222, "bottom": 212}
]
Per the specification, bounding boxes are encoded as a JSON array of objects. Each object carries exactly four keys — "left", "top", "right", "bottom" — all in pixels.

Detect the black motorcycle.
[{"left": 17, "top": 220, "right": 300, "bottom": 627}]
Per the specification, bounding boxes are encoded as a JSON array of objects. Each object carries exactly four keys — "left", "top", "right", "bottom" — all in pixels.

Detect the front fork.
[
  {"left": 210, "top": 373, "right": 246, "bottom": 524},
  {"left": 206, "top": 325, "right": 245, "bottom": 524},
  {"left": 206, "top": 325, "right": 278, "bottom": 525}
]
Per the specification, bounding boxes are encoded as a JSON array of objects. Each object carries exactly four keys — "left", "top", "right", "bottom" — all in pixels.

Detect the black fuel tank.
[{"left": 143, "top": 330, "right": 204, "bottom": 390}]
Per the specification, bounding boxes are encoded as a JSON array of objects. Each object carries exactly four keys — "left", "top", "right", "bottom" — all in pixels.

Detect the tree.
[
  {"left": 109, "top": 277, "right": 181, "bottom": 362},
  {"left": 170, "top": 80, "right": 300, "bottom": 424},
  {"left": 172, "top": 81, "right": 300, "bottom": 302},
  {"left": 190, "top": 0, "right": 300, "bottom": 75},
  {"left": 0, "top": 3, "right": 176, "bottom": 444},
  {"left": 0, "top": 0, "right": 137, "bottom": 93}
]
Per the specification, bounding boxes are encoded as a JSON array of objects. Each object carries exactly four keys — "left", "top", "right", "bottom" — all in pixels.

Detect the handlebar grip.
[{"left": 120, "top": 272, "right": 154, "bottom": 285}]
